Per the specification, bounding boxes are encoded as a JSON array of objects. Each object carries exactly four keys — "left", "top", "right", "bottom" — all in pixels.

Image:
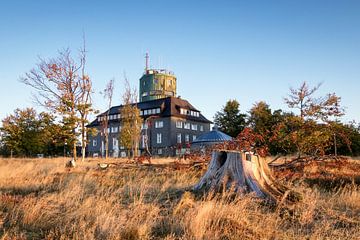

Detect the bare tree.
[
  {"left": 77, "top": 37, "right": 95, "bottom": 161},
  {"left": 100, "top": 79, "right": 115, "bottom": 160},
  {"left": 21, "top": 48, "right": 85, "bottom": 161}
]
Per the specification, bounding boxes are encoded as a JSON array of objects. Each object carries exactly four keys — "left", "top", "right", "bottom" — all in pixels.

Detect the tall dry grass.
[{"left": 0, "top": 157, "right": 360, "bottom": 239}]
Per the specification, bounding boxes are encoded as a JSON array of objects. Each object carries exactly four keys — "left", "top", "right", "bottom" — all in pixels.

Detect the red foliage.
[{"left": 214, "top": 127, "right": 269, "bottom": 157}]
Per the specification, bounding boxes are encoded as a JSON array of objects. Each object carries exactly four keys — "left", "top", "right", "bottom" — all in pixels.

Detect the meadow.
[{"left": 1, "top": 157, "right": 360, "bottom": 240}]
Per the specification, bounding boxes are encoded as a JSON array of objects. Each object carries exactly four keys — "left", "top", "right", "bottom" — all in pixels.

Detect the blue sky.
[{"left": 0, "top": 0, "right": 359, "bottom": 123}]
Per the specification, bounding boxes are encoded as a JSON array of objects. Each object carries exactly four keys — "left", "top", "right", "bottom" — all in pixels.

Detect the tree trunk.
[{"left": 193, "top": 150, "right": 301, "bottom": 204}]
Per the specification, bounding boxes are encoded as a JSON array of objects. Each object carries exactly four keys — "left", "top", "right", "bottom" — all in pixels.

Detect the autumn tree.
[
  {"left": 279, "top": 81, "right": 345, "bottom": 157},
  {"left": 214, "top": 99, "right": 247, "bottom": 137},
  {"left": 284, "top": 81, "right": 344, "bottom": 121},
  {"left": 21, "top": 46, "right": 92, "bottom": 161},
  {"left": 119, "top": 79, "right": 142, "bottom": 158}
]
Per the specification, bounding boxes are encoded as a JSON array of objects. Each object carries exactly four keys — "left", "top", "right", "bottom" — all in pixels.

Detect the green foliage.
[
  {"left": 248, "top": 102, "right": 292, "bottom": 155},
  {"left": 0, "top": 108, "right": 65, "bottom": 157},
  {"left": 214, "top": 99, "right": 247, "bottom": 137}
]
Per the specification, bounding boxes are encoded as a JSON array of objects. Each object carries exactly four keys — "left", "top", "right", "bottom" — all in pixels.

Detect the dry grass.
[{"left": 1, "top": 157, "right": 360, "bottom": 239}]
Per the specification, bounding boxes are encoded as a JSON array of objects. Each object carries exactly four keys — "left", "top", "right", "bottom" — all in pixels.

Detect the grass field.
[{"left": 1, "top": 157, "right": 360, "bottom": 239}]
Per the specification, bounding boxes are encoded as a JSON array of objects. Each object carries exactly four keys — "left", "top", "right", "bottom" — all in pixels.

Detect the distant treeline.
[
  {"left": 214, "top": 82, "right": 360, "bottom": 157},
  {"left": 1, "top": 82, "right": 359, "bottom": 157}
]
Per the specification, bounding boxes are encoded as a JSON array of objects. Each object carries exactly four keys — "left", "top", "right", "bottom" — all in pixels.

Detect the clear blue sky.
[{"left": 1, "top": 0, "right": 359, "bottom": 123}]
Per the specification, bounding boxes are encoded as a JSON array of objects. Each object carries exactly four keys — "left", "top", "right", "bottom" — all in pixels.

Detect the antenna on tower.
[{"left": 145, "top": 52, "right": 149, "bottom": 72}]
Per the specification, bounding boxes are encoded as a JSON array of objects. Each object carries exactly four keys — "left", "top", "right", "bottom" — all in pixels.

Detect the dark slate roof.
[
  {"left": 87, "top": 96, "right": 212, "bottom": 127},
  {"left": 192, "top": 127, "right": 232, "bottom": 144}
]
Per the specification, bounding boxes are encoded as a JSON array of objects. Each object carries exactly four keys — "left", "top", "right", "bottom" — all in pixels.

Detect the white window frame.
[
  {"left": 185, "top": 134, "right": 190, "bottom": 143},
  {"left": 177, "top": 133, "right": 182, "bottom": 143},
  {"left": 200, "top": 125, "right": 204, "bottom": 131},
  {"left": 111, "top": 126, "right": 118, "bottom": 133},
  {"left": 157, "top": 133, "right": 162, "bottom": 144},
  {"left": 191, "top": 124, "right": 198, "bottom": 131},
  {"left": 112, "top": 138, "right": 118, "bottom": 150},
  {"left": 155, "top": 120, "right": 163, "bottom": 128},
  {"left": 193, "top": 135, "right": 197, "bottom": 141},
  {"left": 156, "top": 108, "right": 161, "bottom": 114},
  {"left": 141, "top": 135, "right": 146, "bottom": 148},
  {"left": 184, "top": 122, "right": 190, "bottom": 129},
  {"left": 93, "top": 139, "right": 97, "bottom": 147},
  {"left": 176, "top": 121, "right": 183, "bottom": 128}
]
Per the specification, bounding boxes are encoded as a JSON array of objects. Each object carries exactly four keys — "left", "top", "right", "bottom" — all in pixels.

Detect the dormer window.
[{"left": 180, "top": 108, "right": 199, "bottom": 117}]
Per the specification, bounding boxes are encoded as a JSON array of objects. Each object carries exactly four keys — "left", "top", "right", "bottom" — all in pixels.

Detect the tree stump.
[
  {"left": 193, "top": 150, "right": 300, "bottom": 204},
  {"left": 65, "top": 158, "right": 76, "bottom": 168}
]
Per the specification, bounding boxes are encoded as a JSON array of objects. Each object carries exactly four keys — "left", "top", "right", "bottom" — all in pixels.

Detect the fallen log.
[{"left": 193, "top": 150, "right": 301, "bottom": 204}]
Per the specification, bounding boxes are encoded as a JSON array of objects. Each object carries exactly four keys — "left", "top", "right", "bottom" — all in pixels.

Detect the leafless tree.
[
  {"left": 77, "top": 37, "right": 96, "bottom": 162},
  {"left": 100, "top": 79, "right": 115, "bottom": 160}
]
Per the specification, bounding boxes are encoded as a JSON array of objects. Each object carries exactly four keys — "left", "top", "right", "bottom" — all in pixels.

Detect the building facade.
[
  {"left": 87, "top": 67, "right": 211, "bottom": 157},
  {"left": 87, "top": 97, "right": 211, "bottom": 157}
]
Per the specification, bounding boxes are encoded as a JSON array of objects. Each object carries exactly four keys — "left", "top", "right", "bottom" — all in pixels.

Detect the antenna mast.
[{"left": 145, "top": 52, "right": 149, "bottom": 72}]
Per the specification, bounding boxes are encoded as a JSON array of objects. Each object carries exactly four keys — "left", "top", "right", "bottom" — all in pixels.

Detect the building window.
[
  {"left": 177, "top": 133, "right": 182, "bottom": 143},
  {"left": 191, "top": 124, "right": 198, "bottom": 131},
  {"left": 113, "top": 138, "right": 118, "bottom": 150},
  {"left": 185, "top": 134, "right": 190, "bottom": 143},
  {"left": 193, "top": 135, "right": 197, "bottom": 141},
  {"left": 176, "top": 121, "right": 183, "bottom": 128},
  {"left": 158, "top": 148, "right": 163, "bottom": 155},
  {"left": 157, "top": 133, "right": 162, "bottom": 144},
  {"left": 117, "top": 114, "right": 121, "bottom": 119},
  {"left": 141, "top": 123, "right": 148, "bottom": 130},
  {"left": 155, "top": 121, "right": 163, "bottom": 128},
  {"left": 141, "top": 135, "right": 146, "bottom": 148},
  {"left": 93, "top": 139, "right": 97, "bottom": 146},
  {"left": 111, "top": 126, "right": 118, "bottom": 133},
  {"left": 156, "top": 108, "right": 161, "bottom": 114},
  {"left": 140, "top": 110, "right": 143, "bottom": 116},
  {"left": 184, "top": 122, "right": 190, "bottom": 129},
  {"left": 200, "top": 125, "right": 204, "bottom": 131}
]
